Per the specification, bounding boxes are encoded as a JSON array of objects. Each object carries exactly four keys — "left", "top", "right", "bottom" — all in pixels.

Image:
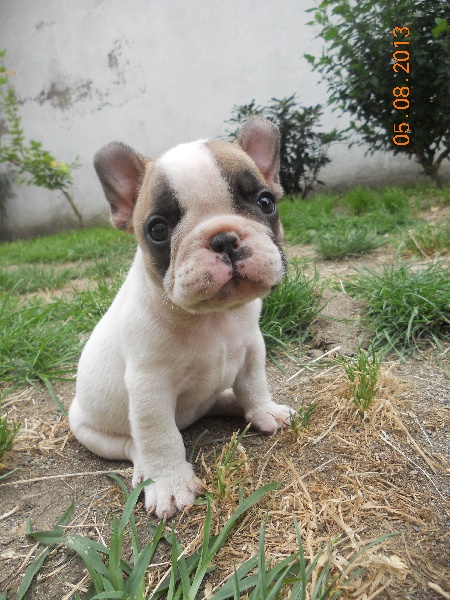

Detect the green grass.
[
  {"left": 1, "top": 185, "right": 448, "bottom": 391},
  {"left": 260, "top": 263, "right": 325, "bottom": 356},
  {"left": 0, "top": 227, "right": 133, "bottom": 392},
  {"left": 403, "top": 218, "right": 450, "bottom": 256},
  {"left": 0, "top": 264, "right": 79, "bottom": 294},
  {"left": 316, "top": 223, "right": 383, "bottom": 260},
  {"left": 0, "top": 226, "right": 136, "bottom": 266},
  {"left": 0, "top": 276, "right": 125, "bottom": 391},
  {"left": 0, "top": 401, "right": 21, "bottom": 464},
  {"left": 344, "top": 260, "right": 450, "bottom": 353},
  {"left": 20, "top": 474, "right": 397, "bottom": 600},
  {"left": 0, "top": 229, "right": 324, "bottom": 389},
  {"left": 279, "top": 186, "right": 416, "bottom": 255},
  {"left": 335, "top": 347, "right": 381, "bottom": 413}
]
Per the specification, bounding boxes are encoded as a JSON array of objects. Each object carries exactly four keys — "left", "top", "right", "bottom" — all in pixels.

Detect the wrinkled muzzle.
[{"left": 163, "top": 214, "right": 285, "bottom": 313}]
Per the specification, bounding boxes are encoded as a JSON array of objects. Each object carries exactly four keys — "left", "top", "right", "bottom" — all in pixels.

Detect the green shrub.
[
  {"left": 0, "top": 50, "right": 81, "bottom": 225},
  {"left": 227, "top": 95, "right": 340, "bottom": 198},
  {"left": 305, "top": 1, "right": 450, "bottom": 186}
]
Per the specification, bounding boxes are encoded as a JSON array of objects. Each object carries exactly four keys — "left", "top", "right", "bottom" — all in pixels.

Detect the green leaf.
[
  {"left": 116, "top": 476, "right": 152, "bottom": 536},
  {"left": 17, "top": 502, "right": 76, "bottom": 600},
  {"left": 40, "top": 375, "right": 68, "bottom": 416},
  {"left": 108, "top": 517, "right": 126, "bottom": 592},
  {"left": 324, "top": 26, "right": 338, "bottom": 41},
  {"left": 125, "top": 519, "right": 166, "bottom": 598},
  {"left": 432, "top": 18, "right": 448, "bottom": 37}
]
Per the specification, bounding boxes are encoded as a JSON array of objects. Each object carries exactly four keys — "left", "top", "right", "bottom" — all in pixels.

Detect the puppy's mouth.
[
  {"left": 163, "top": 219, "right": 286, "bottom": 313},
  {"left": 215, "top": 270, "right": 264, "bottom": 301}
]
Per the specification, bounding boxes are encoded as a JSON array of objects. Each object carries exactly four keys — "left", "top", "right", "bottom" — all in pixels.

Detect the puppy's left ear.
[
  {"left": 237, "top": 117, "right": 281, "bottom": 190},
  {"left": 94, "top": 142, "right": 147, "bottom": 232}
]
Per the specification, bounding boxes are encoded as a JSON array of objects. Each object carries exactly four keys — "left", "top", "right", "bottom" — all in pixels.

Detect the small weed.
[
  {"left": 288, "top": 401, "right": 316, "bottom": 441},
  {"left": 345, "top": 260, "right": 450, "bottom": 353},
  {"left": 316, "top": 224, "right": 383, "bottom": 259},
  {"left": 380, "top": 187, "right": 410, "bottom": 214},
  {"left": 213, "top": 425, "right": 250, "bottom": 499},
  {"left": 260, "top": 263, "right": 325, "bottom": 356},
  {"left": 403, "top": 218, "right": 450, "bottom": 257},
  {"left": 20, "top": 477, "right": 165, "bottom": 600},
  {"left": 0, "top": 402, "right": 21, "bottom": 465},
  {"left": 213, "top": 516, "right": 397, "bottom": 600},
  {"left": 344, "top": 186, "right": 379, "bottom": 215},
  {"left": 336, "top": 347, "right": 381, "bottom": 413}
]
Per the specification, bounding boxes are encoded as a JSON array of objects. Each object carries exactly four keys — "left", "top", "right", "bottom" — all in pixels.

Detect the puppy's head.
[{"left": 94, "top": 117, "right": 286, "bottom": 313}]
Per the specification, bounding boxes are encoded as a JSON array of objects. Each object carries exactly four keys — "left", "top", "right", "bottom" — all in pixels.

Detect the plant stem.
[{"left": 61, "top": 189, "right": 83, "bottom": 228}]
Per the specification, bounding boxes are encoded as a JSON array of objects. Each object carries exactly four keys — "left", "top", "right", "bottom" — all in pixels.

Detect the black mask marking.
[{"left": 143, "top": 175, "right": 182, "bottom": 281}]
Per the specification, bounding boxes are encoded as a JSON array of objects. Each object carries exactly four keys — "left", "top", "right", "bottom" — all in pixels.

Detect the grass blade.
[
  {"left": 108, "top": 516, "right": 125, "bottom": 592},
  {"left": 17, "top": 502, "right": 76, "bottom": 600},
  {"left": 40, "top": 375, "right": 68, "bottom": 416},
  {"left": 125, "top": 519, "right": 166, "bottom": 598}
]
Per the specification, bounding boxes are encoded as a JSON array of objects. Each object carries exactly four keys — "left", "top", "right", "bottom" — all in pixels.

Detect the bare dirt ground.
[{"left": 0, "top": 245, "right": 449, "bottom": 599}]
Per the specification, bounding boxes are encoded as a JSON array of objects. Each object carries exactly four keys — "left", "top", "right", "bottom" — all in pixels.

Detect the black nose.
[{"left": 209, "top": 232, "right": 239, "bottom": 258}]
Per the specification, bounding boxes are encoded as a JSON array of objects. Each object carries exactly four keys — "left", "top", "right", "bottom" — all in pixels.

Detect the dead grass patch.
[{"left": 1, "top": 354, "right": 449, "bottom": 598}]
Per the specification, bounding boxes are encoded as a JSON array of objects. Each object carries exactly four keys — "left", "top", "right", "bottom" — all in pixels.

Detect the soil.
[{"left": 0, "top": 244, "right": 449, "bottom": 599}]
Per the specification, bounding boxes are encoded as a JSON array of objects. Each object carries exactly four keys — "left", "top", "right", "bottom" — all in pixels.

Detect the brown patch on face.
[
  {"left": 133, "top": 163, "right": 183, "bottom": 283},
  {"left": 206, "top": 141, "right": 284, "bottom": 247}
]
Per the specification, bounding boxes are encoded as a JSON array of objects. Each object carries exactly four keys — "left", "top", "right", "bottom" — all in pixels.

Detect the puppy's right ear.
[{"left": 94, "top": 142, "right": 146, "bottom": 231}]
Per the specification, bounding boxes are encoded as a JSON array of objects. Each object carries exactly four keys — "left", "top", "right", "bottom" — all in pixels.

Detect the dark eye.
[
  {"left": 257, "top": 194, "right": 276, "bottom": 215},
  {"left": 147, "top": 218, "right": 169, "bottom": 242}
]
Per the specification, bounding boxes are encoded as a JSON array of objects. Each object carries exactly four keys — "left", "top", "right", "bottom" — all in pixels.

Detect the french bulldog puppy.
[{"left": 69, "top": 117, "right": 294, "bottom": 519}]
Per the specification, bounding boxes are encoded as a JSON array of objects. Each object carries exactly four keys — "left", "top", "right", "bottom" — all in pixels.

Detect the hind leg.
[
  {"left": 207, "top": 389, "right": 292, "bottom": 434},
  {"left": 206, "top": 389, "right": 245, "bottom": 418},
  {"left": 69, "top": 396, "right": 135, "bottom": 462}
]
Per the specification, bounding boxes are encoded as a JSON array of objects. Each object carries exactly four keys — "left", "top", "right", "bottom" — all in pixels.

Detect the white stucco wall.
[{"left": 0, "top": 0, "right": 447, "bottom": 239}]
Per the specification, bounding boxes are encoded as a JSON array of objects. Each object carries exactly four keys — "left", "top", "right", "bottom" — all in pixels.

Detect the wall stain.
[
  {"left": 108, "top": 49, "right": 119, "bottom": 71},
  {"left": 37, "top": 80, "right": 93, "bottom": 111},
  {"left": 36, "top": 21, "right": 56, "bottom": 30}
]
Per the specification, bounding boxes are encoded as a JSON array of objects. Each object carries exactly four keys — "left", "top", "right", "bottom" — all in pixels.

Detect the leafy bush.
[
  {"left": 305, "top": 0, "right": 450, "bottom": 186},
  {"left": 227, "top": 95, "right": 340, "bottom": 198},
  {"left": 0, "top": 50, "right": 81, "bottom": 225}
]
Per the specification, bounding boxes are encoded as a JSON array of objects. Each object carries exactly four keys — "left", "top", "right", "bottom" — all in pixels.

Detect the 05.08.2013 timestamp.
[{"left": 392, "top": 25, "right": 410, "bottom": 146}]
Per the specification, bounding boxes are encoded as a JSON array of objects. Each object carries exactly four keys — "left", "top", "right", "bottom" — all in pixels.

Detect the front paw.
[
  {"left": 246, "top": 402, "right": 294, "bottom": 435},
  {"left": 140, "top": 463, "right": 204, "bottom": 519}
]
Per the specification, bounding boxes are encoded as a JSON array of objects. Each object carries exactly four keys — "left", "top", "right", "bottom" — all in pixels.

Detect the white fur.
[
  {"left": 69, "top": 140, "right": 293, "bottom": 519},
  {"left": 159, "top": 140, "right": 230, "bottom": 212}
]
